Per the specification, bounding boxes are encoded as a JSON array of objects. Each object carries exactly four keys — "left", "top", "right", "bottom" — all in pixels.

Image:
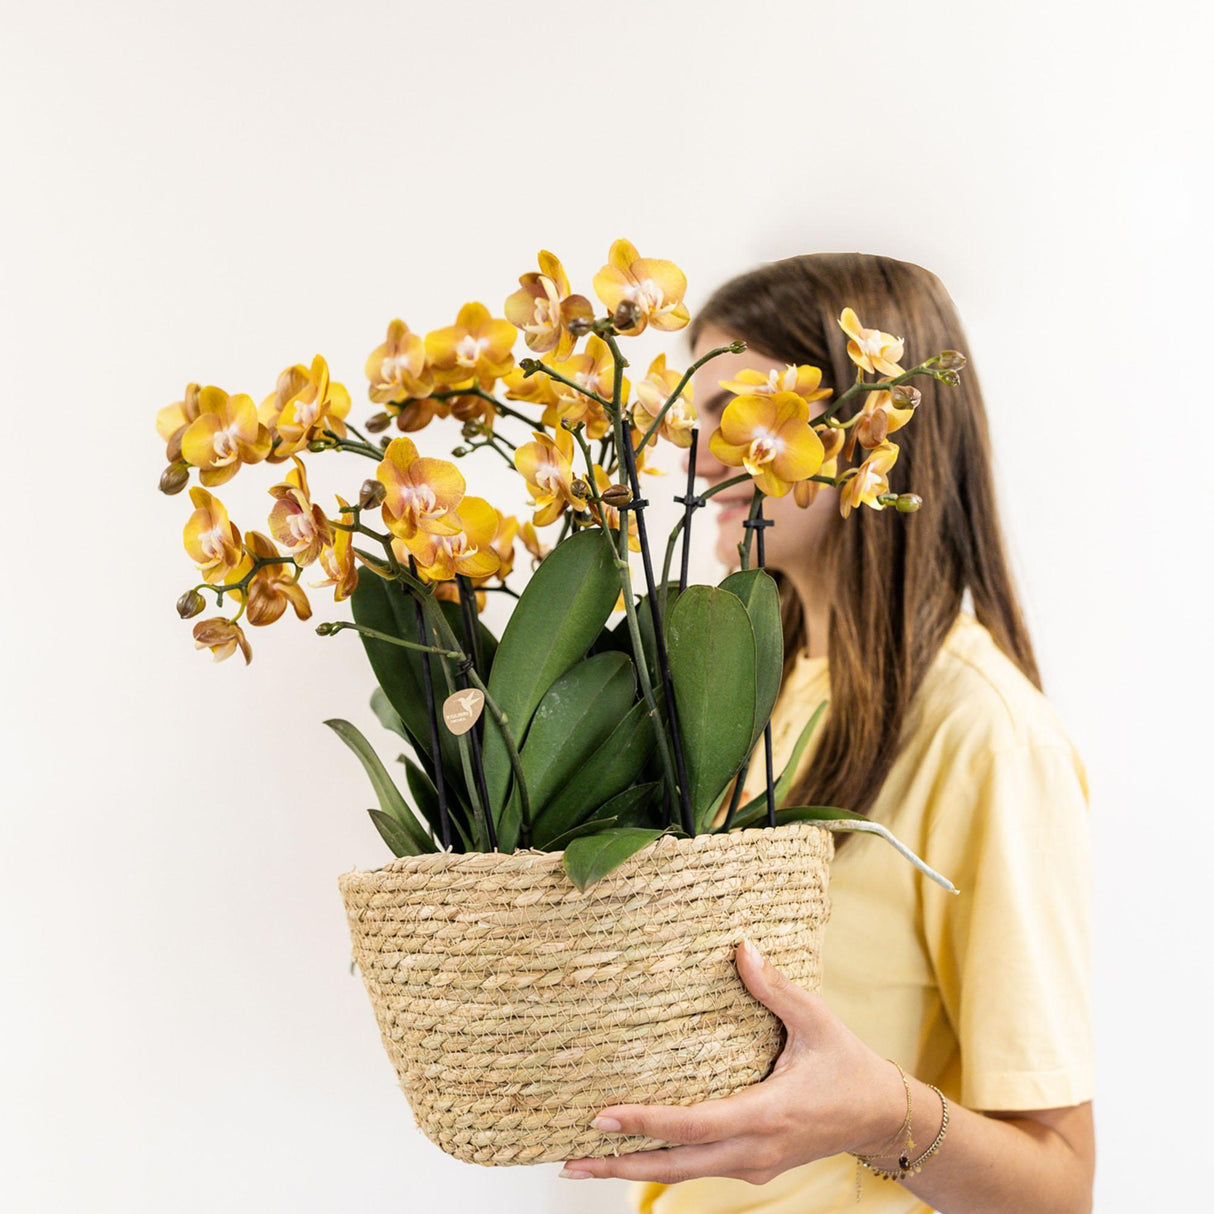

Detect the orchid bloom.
[
  {"left": 157, "top": 383, "right": 202, "bottom": 462},
  {"left": 501, "top": 358, "right": 563, "bottom": 411},
  {"left": 183, "top": 486, "right": 248, "bottom": 586},
  {"left": 366, "top": 319, "right": 433, "bottom": 404},
  {"left": 543, "top": 334, "right": 622, "bottom": 440},
  {"left": 592, "top": 239, "right": 690, "bottom": 336},
  {"left": 192, "top": 617, "right": 252, "bottom": 664},
  {"left": 395, "top": 496, "right": 502, "bottom": 582},
  {"left": 850, "top": 388, "right": 918, "bottom": 451},
  {"left": 243, "top": 530, "right": 311, "bottom": 627},
  {"left": 424, "top": 301, "right": 516, "bottom": 391},
  {"left": 259, "top": 355, "right": 352, "bottom": 460},
  {"left": 707, "top": 391, "right": 825, "bottom": 498},
  {"left": 513, "top": 427, "right": 583, "bottom": 527},
  {"left": 793, "top": 426, "right": 846, "bottom": 509},
  {"left": 719, "top": 364, "right": 833, "bottom": 410},
  {"left": 838, "top": 307, "right": 906, "bottom": 377},
  {"left": 178, "top": 386, "right": 273, "bottom": 487},
  {"left": 310, "top": 494, "right": 359, "bottom": 602},
  {"left": 504, "top": 251, "right": 594, "bottom": 360},
  {"left": 375, "top": 436, "right": 465, "bottom": 541},
  {"left": 839, "top": 440, "right": 899, "bottom": 518},
  {"left": 631, "top": 352, "right": 696, "bottom": 449},
  {"left": 267, "top": 455, "right": 334, "bottom": 567}
]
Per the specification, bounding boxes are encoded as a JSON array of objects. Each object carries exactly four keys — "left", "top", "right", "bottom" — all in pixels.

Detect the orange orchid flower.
[
  {"left": 267, "top": 456, "right": 334, "bottom": 567},
  {"left": 838, "top": 307, "right": 906, "bottom": 377},
  {"left": 504, "top": 251, "right": 594, "bottom": 360},
  {"left": 243, "top": 530, "right": 312, "bottom": 626},
  {"left": 375, "top": 436, "right": 465, "bottom": 541},
  {"left": 310, "top": 494, "right": 359, "bottom": 602},
  {"left": 849, "top": 388, "right": 918, "bottom": 451},
  {"left": 183, "top": 486, "right": 248, "bottom": 587},
  {"left": 793, "top": 426, "right": 846, "bottom": 509},
  {"left": 592, "top": 239, "right": 689, "bottom": 336},
  {"left": 366, "top": 319, "right": 434, "bottom": 404},
  {"left": 178, "top": 386, "right": 273, "bottom": 487},
  {"left": 192, "top": 616, "right": 253, "bottom": 664},
  {"left": 394, "top": 496, "right": 502, "bottom": 582},
  {"left": 259, "top": 355, "right": 352, "bottom": 460},
  {"left": 839, "top": 441, "right": 899, "bottom": 518},
  {"left": 156, "top": 383, "right": 202, "bottom": 463},
  {"left": 719, "top": 364, "right": 833, "bottom": 410},
  {"left": 424, "top": 302, "right": 516, "bottom": 391},
  {"left": 631, "top": 352, "right": 696, "bottom": 449},
  {"left": 707, "top": 392, "right": 825, "bottom": 498},
  {"left": 513, "top": 427, "right": 584, "bottom": 527}
]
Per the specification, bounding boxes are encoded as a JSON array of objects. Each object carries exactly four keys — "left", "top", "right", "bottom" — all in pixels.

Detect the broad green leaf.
[
  {"left": 481, "top": 529, "right": 621, "bottom": 849},
  {"left": 666, "top": 585, "right": 757, "bottom": 831},
  {"left": 583, "top": 780, "right": 664, "bottom": 830},
  {"left": 399, "top": 752, "right": 472, "bottom": 851},
  {"left": 324, "top": 718, "right": 436, "bottom": 853},
  {"left": 367, "top": 808, "right": 423, "bottom": 857},
  {"left": 539, "top": 817, "right": 618, "bottom": 852},
  {"left": 371, "top": 686, "right": 408, "bottom": 740},
  {"left": 605, "top": 580, "right": 681, "bottom": 688},
  {"left": 563, "top": 827, "right": 667, "bottom": 891},
  {"left": 718, "top": 569, "right": 783, "bottom": 753},
  {"left": 728, "top": 698, "right": 828, "bottom": 827},
  {"left": 505, "top": 651, "right": 637, "bottom": 832},
  {"left": 752, "top": 806, "right": 958, "bottom": 894},
  {"left": 530, "top": 696, "right": 657, "bottom": 845}
]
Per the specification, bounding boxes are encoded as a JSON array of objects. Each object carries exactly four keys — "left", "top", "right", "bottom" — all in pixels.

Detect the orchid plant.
[{"left": 157, "top": 240, "right": 964, "bottom": 891}]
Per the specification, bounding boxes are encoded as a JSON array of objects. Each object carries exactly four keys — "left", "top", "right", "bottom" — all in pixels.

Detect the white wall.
[{"left": 2, "top": 2, "right": 1208, "bottom": 1210}]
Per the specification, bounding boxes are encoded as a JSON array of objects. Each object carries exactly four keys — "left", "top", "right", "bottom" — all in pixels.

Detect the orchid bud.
[
  {"left": 570, "top": 477, "right": 591, "bottom": 501},
  {"left": 358, "top": 479, "right": 386, "bottom": 510},
  {"left": 890, "top": 384, "right": 921, "bottom": 410},
  {"left": 159, "top": 463, "right": 190, "bottom": 495},
  {"left": 363, "top": 411, "right": 391, "bottom": 433},
  {"left": 612, "top": 299, "right": 640, "bottom": 331},
  {"left": 934, "top": 369, "right": 960, "bottom": 387},
  {"left": 895, "top": 493, "right": 922, "bottom": 513},
  {"left": 600, "top": 484, "right": 632, "bottom": 509},
  {"left": 938, "top": 350, "right": 967, "bottom": 371},
  {"left": 307, "top": 440, "right": 329, "bottom": 452},
  {"left": 315, "top": 621, "right": 341, "bottom": 636},
  {"left": 379, "top": 435, "right": 391, "bottom": 449},
  {"left": 176, "top": 589, "right": 206, "bottom": 618},
  {"left": 567, "top": 314, "right": 593, "bottom": 338}
]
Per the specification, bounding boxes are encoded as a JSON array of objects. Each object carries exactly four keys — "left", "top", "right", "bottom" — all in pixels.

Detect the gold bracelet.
[
  {"left": 856, "top": 1084, "right": 949, "bottom": 1183},
  {"left": 851, "top": 1059, "right": 914, "bottom": 1202}
]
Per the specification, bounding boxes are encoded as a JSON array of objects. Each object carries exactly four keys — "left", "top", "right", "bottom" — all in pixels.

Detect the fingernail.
[
  {"left": 741, "top": 936, "right": 763, "bottom": 963},
  {"left": 592, "top": 1115, "right": 623, "bottom": 1132},
  {"left": 559, "top": 1166, "right": 593, "bottom": 1179}
]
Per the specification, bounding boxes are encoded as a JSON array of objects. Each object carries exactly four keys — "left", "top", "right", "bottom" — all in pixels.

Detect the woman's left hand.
[{"left": 559, "top": 937, "right": 906, "bottom": 1185}]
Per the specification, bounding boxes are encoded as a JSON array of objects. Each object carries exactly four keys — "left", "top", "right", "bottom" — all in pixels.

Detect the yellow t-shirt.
[{"left": 632, "top": 608, "right": 1094, "bottom": 1214}]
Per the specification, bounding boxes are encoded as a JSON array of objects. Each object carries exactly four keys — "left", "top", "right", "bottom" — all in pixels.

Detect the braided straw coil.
[{"left": 339, "top": 821, "right": 833, "bottom": 1165}]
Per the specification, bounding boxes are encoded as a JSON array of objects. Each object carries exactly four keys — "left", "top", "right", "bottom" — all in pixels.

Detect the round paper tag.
[{"left": 442, "top": 688, "right": 484, "bottom": 735}]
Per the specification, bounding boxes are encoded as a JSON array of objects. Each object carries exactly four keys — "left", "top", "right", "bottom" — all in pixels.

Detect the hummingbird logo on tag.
[{"left": 441, "top": 688, "right": 484, "bottom": 735}]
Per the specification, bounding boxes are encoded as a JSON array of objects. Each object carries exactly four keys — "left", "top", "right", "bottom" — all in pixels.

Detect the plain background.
[{"left": 2, "top": 2, "right": 1210, "bottom": 1210}]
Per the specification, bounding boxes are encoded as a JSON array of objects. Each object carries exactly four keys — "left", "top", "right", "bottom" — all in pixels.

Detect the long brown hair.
[{"left": 689, "top": 253, "right": 1040, "bottom": 837}]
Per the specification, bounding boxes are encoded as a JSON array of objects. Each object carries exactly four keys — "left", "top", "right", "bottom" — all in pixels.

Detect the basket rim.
[{"left": 337, "top": 819, "right": 832, "bottom": 887}]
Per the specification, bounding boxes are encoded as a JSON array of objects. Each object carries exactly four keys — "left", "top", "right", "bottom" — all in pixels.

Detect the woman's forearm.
[{"left": 858, "top": 1075, "right": 1093, "bottom": 1214}]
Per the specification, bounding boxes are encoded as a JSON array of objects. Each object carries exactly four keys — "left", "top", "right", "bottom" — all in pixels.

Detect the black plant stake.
[
  {"left": 674, "top": 427, "right": 707, "bottom": 594},
  {"left": 742, "top": 500, "right": 778, "bottom": 828},
  {"left": 453, "top": 573, "right": 499, "bottom": 851},
  {"left": 619, "top": 418, "right": 696, "bottom": 837},
  {"left": 407, "top": 555, "right": 452, "bottom": 850}
]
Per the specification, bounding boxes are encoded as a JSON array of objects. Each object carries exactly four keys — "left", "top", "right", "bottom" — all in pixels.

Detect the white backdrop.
[{"left": 2, "top": 2, "right": 1209, "bottom": 1211}]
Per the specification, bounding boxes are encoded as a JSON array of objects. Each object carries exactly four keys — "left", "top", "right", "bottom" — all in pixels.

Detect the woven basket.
[{"left": 338, "top": 820, "right": 833, "bottom": 1165}]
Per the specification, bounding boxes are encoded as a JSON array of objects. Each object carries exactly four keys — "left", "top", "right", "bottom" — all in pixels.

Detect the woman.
[{"left": 559, "top": 254, "right": 1096, "bottom": 1213}]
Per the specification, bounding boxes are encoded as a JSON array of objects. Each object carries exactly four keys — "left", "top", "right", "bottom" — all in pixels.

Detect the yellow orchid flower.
[
  {"left": 156, "top": 383, "right": 201, "bottom": 462},
  {"left": 366, "top": 319, "right": 434, "bottom": 404},
  {"left": 243, "top": 530, "right": 312, "bottom": 626},
  {"left": 192, "top": 616, "right": 252, "bottom": 664},
  {"left": 838, "top": 307, "right": 906, "bottom": 377},
  {"left": 849, "top": 388, "right": 918, "bottom": 451},
  {"left": 183, "top": 486, "right": 248, "bottom": 587},
  {"left": 592, "top": 238, "right": 690, "bottom": 336},
  {"left": 793, "top": 426, "right": 845, "bottom": 509},
  {"left": 519, "top": 519, "right": 548, "bottom": 565},
  {"left": 839, "top": 440, "right": 899, "bottom": 518},
  {"left": 179, "top": 385, "right": 273, "bottom": 487},
  {"left": 441, "top": 513, "right": 521, "bottom": 613},
  {"left": 424, "top": 301, "right": 516, "bottom": 391},
  {"left": 375, "top": 436, "right": 465, "bottom": 541},
  {"left": 504, "top": 251, "right": 594, "bottom": 360},
  {"left": 267, "top": 455, "right": 334, "bottom": 567},
  {"left": 513, "top": 427, "right": 584, "bottom": 527},
  {"left": 542, "top": 334, "right": 623, "bottom": 440},
  {"left": 588, "top": 465, "right": 642, "bottom": 552},
  {"left": 310, "top": 494, "right": 359, "bottom": 602},
  {"left": 501, "top": 358, "right": 563, "bottom": 410},
  {"left": 259, "top": 355, "right": 352, "bottom": 460},
  {"left": 719, "top": 364, "right": 833, "bottom": 410},
  {"left": 632, "top": 352, "right": 697, "bottom": 449},
  {"left": 394, "top": 496, "right": 502, "bottom": 582},
  {"left": 708, "top": 391, "right": 825, "bottom": 498}
]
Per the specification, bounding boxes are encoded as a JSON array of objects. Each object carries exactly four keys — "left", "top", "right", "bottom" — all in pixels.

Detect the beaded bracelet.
[{"left": 857, "top": 1084, "right": 950, "bottom": 1183}]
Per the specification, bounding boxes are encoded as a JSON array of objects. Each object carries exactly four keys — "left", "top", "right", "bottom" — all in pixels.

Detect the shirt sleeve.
[{"left": 922, "top": 741, "right": 1095, "bottom": 1111}]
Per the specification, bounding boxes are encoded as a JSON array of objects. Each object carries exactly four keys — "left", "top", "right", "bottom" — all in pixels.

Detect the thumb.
[{"left": 735, "top": 937, "right": 822, "bottom": 1034}]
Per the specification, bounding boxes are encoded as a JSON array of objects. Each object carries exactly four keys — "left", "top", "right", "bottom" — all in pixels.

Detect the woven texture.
[{"left": 338, "top": 821, "right": 834, "bottom": 1166}]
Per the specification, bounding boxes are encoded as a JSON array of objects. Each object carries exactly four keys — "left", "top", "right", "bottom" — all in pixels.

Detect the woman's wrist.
[
  {"left": 853, "top": 1069, "right": 946, "bottom": 1166},
  {"left": 848, "top": 1055, "right": 917, "bottom": 1157}
]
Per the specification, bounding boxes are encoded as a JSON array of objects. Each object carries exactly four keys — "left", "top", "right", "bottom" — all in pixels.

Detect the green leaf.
[
  {"left": 584, "top": 780, "right": 664, "bottom": 829},
  {"left": 370, "top": 686, "right": 409, "bottom": 740},
  {"left": 718, "top": 569, "right": 783, "bottom": 754},
  {"left": 562, "top": 827, "right": 667, "bottom": 891},
  {"left": 324, "top": 718, "right": 436, "bottom": 853},
  {"left": 398, "top": 752, "right": 471, "bottom": 851},
  {"left": 481, "top": 529, "right": 622, "bottom": 849},
  {"left": 539, "top": 817, "right": 618, "bottom": 852},
  {"left": 506, "top": 651, "right": 637, "bottom": 829},
  {"left": 529, "top": 696, "right": 657, "bottom": 846},
  {"left": 666, "top": 585, "right": 757, "bottom": 831},
  {"left": 367, "top": 808, "right": 423, "bottom": 858},
  {"left": 728, "top": 698, "right": 828, "bottom": 828},
  {"left": 605, "top": 580, "right": 681, "bottom": 688},
  {"left": 757, "top": 806, "right": 958, "bottom": 894}
]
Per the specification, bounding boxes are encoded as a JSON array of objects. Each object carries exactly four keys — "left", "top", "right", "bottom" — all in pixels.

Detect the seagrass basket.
[{"left": 338, "top": 820, "right": 834, "bottom": 1166}]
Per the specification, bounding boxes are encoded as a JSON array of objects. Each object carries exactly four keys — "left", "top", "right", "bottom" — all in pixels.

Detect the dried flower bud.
[
  {"left": 379, "top": 435, "right": 391, "bottom": 449},
  {"left": 890, "top": 384, "right": 921, "bottom": 410},
  {"left": 895, "top": 493, "right": 923, "bottom": 513},
  {"left": 611, "top": 299, "right": 640, "bottom": 331},
  {"left": 567, "top": 314, "right": 593, "bottom": 337},
  {"left": 363, "top": 411, "right": 391, "bottom": 434},
  {"left": 935, "top": 369, "right": 960, "bottom": 387},
  {"left": 461, "top": 419, "right": 481, "bottom": 441},
  {"left": 358, "top": 479, "right": 386, "bottom": 510},
  {"left": 938, "top": 350, "right": 967, "bottom": 371},
  {"left": 600, "top": 483, "right": 632, "bottom": 509},
  {"left": 570, "top": 477, "right": 591, "bottom": 501},
  {"left": 159, "top": 463, "right": 190, "bottom": 495},
  {"left": 176, "top": 589, "right": 206, "bottom": 618}
]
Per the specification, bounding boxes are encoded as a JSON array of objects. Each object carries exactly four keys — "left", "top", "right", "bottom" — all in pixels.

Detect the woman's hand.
[{"left": 559, "top": 937, "right": 908, "bottom": 1185}]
